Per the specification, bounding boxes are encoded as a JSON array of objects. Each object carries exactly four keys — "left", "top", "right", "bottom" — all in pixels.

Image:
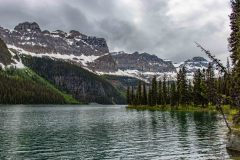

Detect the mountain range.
[{"left": 0, "top": 22, "right": 214, "bottom": 104}]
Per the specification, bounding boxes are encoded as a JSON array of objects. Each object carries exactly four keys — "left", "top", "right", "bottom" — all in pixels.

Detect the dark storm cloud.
[{"left": 0, "top": 0, "right": 231, "bottom": 63}]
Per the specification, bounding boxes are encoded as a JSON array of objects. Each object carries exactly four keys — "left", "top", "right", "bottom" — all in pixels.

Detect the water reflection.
[{"left": 0, "top": 105, "right": 233, "bottom": 159}]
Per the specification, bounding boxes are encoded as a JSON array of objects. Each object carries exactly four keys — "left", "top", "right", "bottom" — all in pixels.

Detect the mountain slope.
[
  {"left": 0, "top": 38, "right": 78, "bottom": 104},
  {"left": 0, "top": 68, "right": 79, "bottom": 104},
  {"left": 21, "top": 55, "right": 126, "bottom": 104},
  {"left": 0, "top": 38, "right": 13, "bottom": 66},
  {"left": 0, "top": 22, "right": 216, "bottom": 83}
]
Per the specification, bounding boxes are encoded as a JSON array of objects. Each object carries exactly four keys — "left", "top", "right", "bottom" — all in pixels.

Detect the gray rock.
[
  {"left": 0, "top": 22, "right": 109, "bottom": 56},
  {"left": 14, "top": 22, "right": 41, "bottom": 33},
  {"left": 227, "top": 132, "right": 240, "bottom": 152}
]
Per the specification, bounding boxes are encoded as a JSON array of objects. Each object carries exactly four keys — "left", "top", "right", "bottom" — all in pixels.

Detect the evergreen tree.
[
  {"left": 170, "top": 82, "right": 177, "bottom": 106},
  {"left": 148, "top": 89, "right": 153, "bottom": 106},
  {"left": 176, "top": 69, "right": 182, "bottom": 106},
  {"left": 229, "top": 0, "right": 240, "bottom": 65},
  {"left": 187, "top": 80, "right": 193, "bottom": 104},
  {"left": 137, "top": 81, "right": 142, "bottom": 105},
  {"left": 162, "top": 75, "right": 167, "bottom": 105},
  {"left": 178, "top": 66, "right": 188, "bottom": 105},
  {"left": 206, "top": 63, "right": 216, "bottom": 105},
  {"left": 158, "top": 80, "right": 163, "bottom": 105},
  {"left": 151, "top": 76, "right": 158, "bottom": 106},
  {"left": 193, "top": 69, "right": 203, "bottom": 106},
  {"left": 229, "top": 0, "right": 240, "bottom": 107},
  {"left": 142, "top": 82, "right": 148, "bottom": 105},
  {"left": 131, "top": 86, "right": 135, "bottom": 105}
]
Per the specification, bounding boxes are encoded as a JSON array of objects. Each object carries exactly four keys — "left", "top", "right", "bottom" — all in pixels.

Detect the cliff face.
[
  {"left": 21, "top": 56, "right": 126, "bottom": 104},
  {"left": 0, "top": 22, "right": 109, "bottom": 56},
  {"left": 111, "top": 52, "right": 176, "bottom": 73},
  {"left": 0, "top": 38, "right": 13, "bottom": 66},
  {"left": 178, "top": 56, "right": 210, "bottom": 73}
]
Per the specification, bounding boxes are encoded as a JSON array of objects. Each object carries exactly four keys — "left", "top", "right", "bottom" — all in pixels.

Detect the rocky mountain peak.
[
  {"left": 14, "top": 22, "right": 41, "bottom": 33},
  {"left": 133, "top": 51, "right": 139, "bottom": 55},
  {"left": 189, "top": 56, "right": 208, "bottom": 62},
  {"left": 51, "top": 30, "right": 67, "bottom": 38},
  {"left": 69, "top": 30, "right": 87, "bottom": 39},
  {"left": 179, "top": 56, "right": 210, "bottom": 73},
  {"left": 42, "top": 30, "right": 50, "bottom": 35}
]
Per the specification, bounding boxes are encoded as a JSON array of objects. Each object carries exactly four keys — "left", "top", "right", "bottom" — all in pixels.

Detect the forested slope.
[
  {"left": 22, "top": 56, "right": 126, "bottom": 104},
  {"left": 0, "top": 68, "right": 79, "bottom": 104}
]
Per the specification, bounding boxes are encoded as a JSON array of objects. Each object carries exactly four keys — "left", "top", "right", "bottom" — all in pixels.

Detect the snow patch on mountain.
[
  {"left": 0, "top": 49, "right": 25, "bottom": 69},
  {"left": 7, "top": 45, "right": 100, "bottom": 66}
]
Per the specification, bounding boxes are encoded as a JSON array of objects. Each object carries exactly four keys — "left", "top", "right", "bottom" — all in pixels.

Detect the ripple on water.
[{"left": 0, "top": 105, "right": 233, "bottom": 159}]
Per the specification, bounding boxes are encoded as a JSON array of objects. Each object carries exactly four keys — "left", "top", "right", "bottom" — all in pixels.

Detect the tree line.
[
  {"left": 128, "top": 0, "right": 240, "bottom": 109},
  {"left": 127, "top": 63, "right": 232, "bottom": 107}
]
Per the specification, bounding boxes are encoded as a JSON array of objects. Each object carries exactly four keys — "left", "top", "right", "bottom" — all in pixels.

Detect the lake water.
[{"left": 0, "top": 105, "right": 235, "bottom": 159}]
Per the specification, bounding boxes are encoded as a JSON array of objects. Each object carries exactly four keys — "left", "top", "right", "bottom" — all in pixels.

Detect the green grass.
[{"left": 10, "top": 68, "right": 80, "bottom": 104}]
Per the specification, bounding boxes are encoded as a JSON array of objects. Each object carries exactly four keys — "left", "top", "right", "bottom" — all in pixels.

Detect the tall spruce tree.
[
  {"left": 148, "top": 89, "right": 153, "bottom": 106},
  {"left": 229, "top": 0, "right": 240, "bottom": 107},
  {"left": 206, "top": 63, "right": 216, "bottom": 105},
  {"left": 158, "top": 80, "right": 163, "bottom": 105},
  {"left": 179, "top": 66, "right": 188, "bottom": 105},
  {"left": 137, "top": 81, "right": 142, "bottom": 105},
  {"left": 170, "top": 82, "right": 177, "bottom": 106},
  {"left": 142, "top": 82, "right": 148, "bottom": 105},
  {"left": 162, "top": 75, "right": 167, "bottom": 105},
  {"left": 131, "top": 86, "right": 135, "bottom": 105},
  {"left": 193, "top": 69, "right": 203, "bottom": 106},
  {"left": 176, "top": 69, "right": 182, "bottom": 106},
  {"left": 187, "top": 80, "right": 193, "bottom": 104},
  {"left": 151, "top": 76, "right": 158, "bottom": 106}
]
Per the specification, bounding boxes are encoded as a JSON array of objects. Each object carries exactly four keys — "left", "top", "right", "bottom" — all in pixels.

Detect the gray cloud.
[{"left": 0, "top": 0, "right": 231, "bottom": 63}]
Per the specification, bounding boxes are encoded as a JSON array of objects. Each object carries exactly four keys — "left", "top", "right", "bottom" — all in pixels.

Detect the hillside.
[
  {"left": 21, "top": 55, "right": 126, "bottom": 104},
  {"left": 0, "top": 37, "right": 78, "bottom": 104},
  {"left": 0, "top": 68, "right": 79, "bottom": 104}
]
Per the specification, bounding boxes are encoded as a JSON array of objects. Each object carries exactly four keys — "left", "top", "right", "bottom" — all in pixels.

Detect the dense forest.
[
  {"left": 127, "top": 64, "right": 232, "bottom": 107},
  {"left": 0, "top": 68, "right": 78, "bottom": 104},
  {"left": 21, "top": 56, "right": 126, "bottom": 104}
]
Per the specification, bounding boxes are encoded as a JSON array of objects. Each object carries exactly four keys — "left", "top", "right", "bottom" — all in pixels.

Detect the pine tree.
[
  {"left": 206, "top": 63, "right": 216, "bottom": 105},
  {"left": 162, "top": 75, "right": 167, "bottom": 105},
  {"left": 158, "top": 80, "right": 163, "bottom": 105},
  {"left": 170, "top": 82, "right": 177, "bottom": 106},
  {"left": 131, "top": 86, "right": 135, "bottom": 105},
  {"left": 148, "top": 89, "right": 153, "bottom": 106},
  {"left": 193, "top": 69, "right": 203, "bottom": 106},
  {"left": 142, "top": 82, "right": 148, "bottom": 105},
  {"left": 187, "top": 80, "right": 193, "bottom": 105},
  {"left": 137, "top": 81, "right": 142, "bottom": 105},
  {"left": 229, "top": 0, "right": 240, "bottom": 107},
  {"left": 176, "top": 69, "right": 182, "bottom": 106},
  {"left": 201, "top": 69, "right": 208, "bottom": 107},
  {"left": 229, "top": 0, "right": 240, "bottom": 65},
  {"left": 178, "top": 66, "right": 188, "bottom": 106},
  {"left": 151, "top": 76, "right": 158, "bottom": 106}
]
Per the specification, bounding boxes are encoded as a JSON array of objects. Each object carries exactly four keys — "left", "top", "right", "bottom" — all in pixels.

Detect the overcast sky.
[{"left": 0, "top": 0, "right": 232, "bottom": 63}]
